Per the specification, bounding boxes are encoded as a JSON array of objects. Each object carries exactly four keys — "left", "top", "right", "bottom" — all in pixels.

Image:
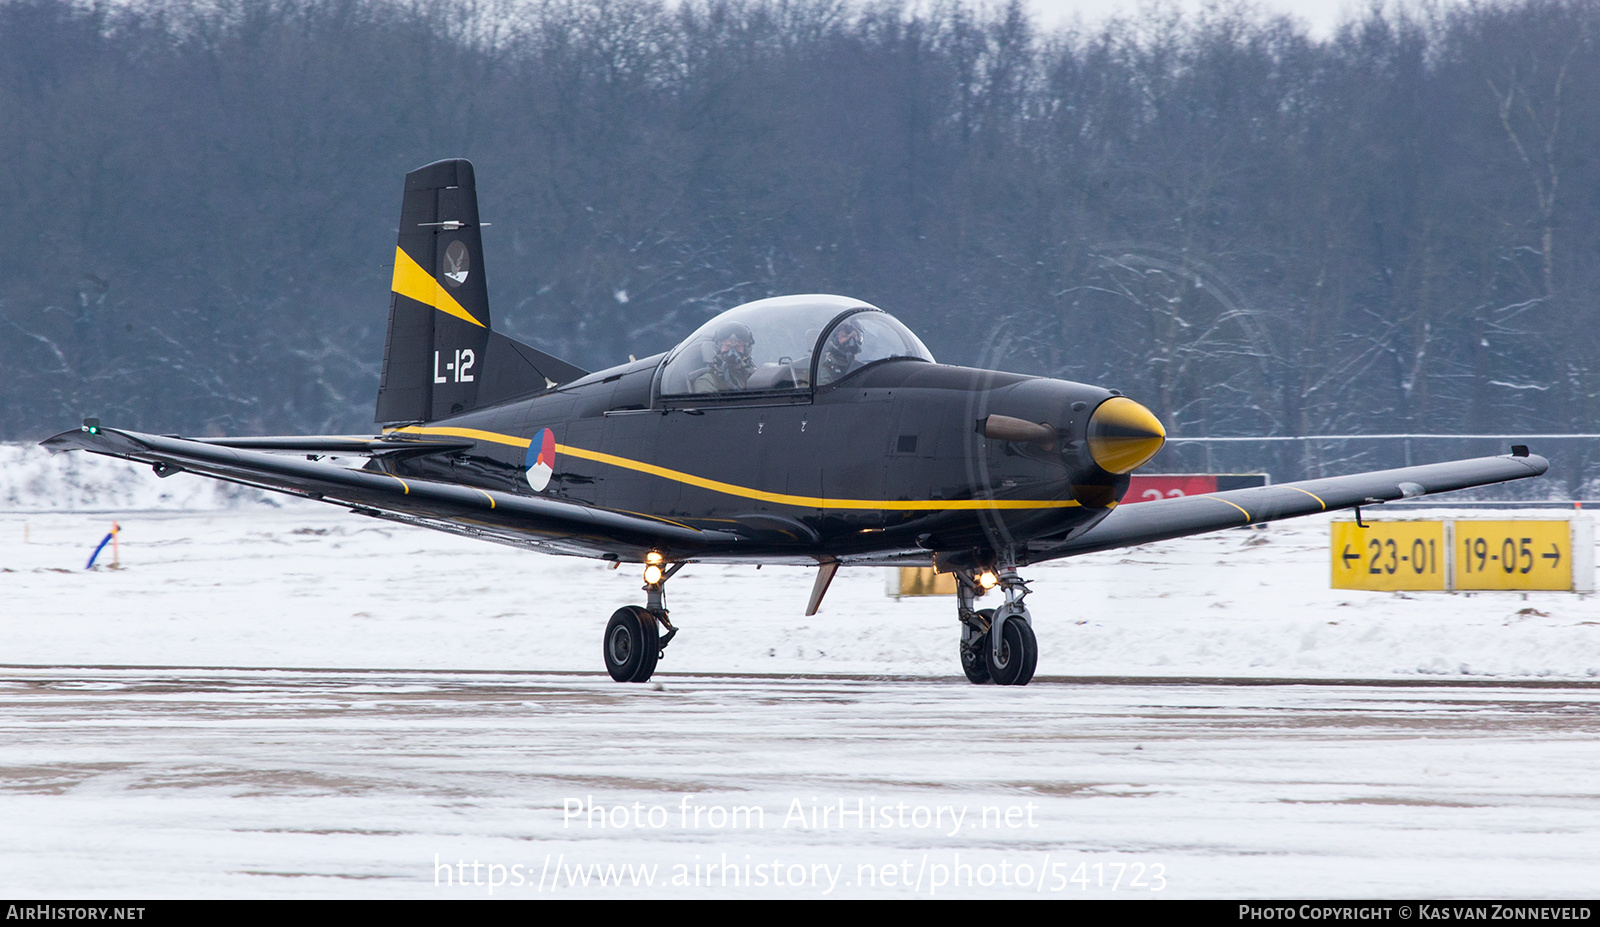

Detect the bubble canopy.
[{"left": 658, "top": 295, "right": 935, "bottom": 396}]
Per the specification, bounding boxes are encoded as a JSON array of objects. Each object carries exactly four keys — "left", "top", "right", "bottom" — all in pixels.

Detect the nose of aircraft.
[{"left": 1086, "top": 397, "right": 1166, "bottom": 473}]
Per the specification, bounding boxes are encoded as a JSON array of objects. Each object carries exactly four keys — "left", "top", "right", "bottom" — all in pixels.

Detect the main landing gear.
[
  {"left": 603, "top": 554, "right": 681, "bottom": 683},
  {"left": 956, "top": 563, "right": 1038, "bottom": 686}
]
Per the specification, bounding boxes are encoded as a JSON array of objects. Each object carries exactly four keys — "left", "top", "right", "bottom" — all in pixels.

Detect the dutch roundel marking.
[{"left": 525, "top": 428, "right": 555, "bottom": 491}]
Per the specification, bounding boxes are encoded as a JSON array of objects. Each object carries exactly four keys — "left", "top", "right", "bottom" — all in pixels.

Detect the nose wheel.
[
  {"left": 956, "top": 566, "right": 1037, "bottom": 686},
  {"left": 603, "top": 556, "right": 683, "bottom": 682},
  {"left": 988, "top": 612, "right": 1037, "bottom": 685}
]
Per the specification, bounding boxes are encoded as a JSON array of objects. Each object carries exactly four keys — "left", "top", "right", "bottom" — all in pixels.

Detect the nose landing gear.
[
  {"left": 603, "top": 557, "right": 682, "bottom": 682},
  {"left": 959, "top": 606, "right": 995, "bottom": 684},
  {"left": 956, "top": 563, "right": 1037, "bottom": 686}
]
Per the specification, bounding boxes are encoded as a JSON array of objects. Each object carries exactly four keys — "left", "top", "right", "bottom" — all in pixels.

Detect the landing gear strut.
[
  {"left": 603, "top": 556, "right": 682, "bottom": 683},
  {"left": 956, "top": 561, "right": 1037, "bottom": 686}
]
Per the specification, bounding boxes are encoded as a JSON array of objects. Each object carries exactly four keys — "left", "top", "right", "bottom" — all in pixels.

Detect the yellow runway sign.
[
  {"left": 889, "top": 567, "right": 958, "bottom": 597},
  {"left": 1453, "top": 520, "right": 1572, "bottom": 591},
  {"left": 1332, "top": 517, "right": 1592, "bottom": 592},
  {"left": 1331, "top": 521, "right": 1447, "bottom": 591}
]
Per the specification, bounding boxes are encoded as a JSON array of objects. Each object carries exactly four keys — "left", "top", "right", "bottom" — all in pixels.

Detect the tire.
[
  {"left": 989, "top": 614, "right": 1037, "bottom": 687},
  {"left": 960, "top": 609, "right": 993, "bottom": 684},
  {"left": 1015, "top": 620, "right": 1038, "bottom": 686},
  {"left": 603, "top": 606, "right": 660, "bottom": 682},
  {"left": 631, "top": 609, "right": 660, "bottom": 682}
]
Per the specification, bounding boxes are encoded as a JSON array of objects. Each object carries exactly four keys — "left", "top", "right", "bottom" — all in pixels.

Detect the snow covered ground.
[
  {"left": 2, "top": 442, "right": 1598, "bottom": 898},
  {"left": 4, "top": 504, "right": 1597, "bottom": 679},
  {"left": 1, "top": 439, "right": 1594, "bottom": 679},
  {"left": 3, "top": 669, "right": 1597, "bottom": 899}
]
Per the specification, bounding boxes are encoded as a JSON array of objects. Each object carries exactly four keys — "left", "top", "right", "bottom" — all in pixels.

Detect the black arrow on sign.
[
  {"left": 1542, "top": 544, "right": 1561, "bottom": 567},
  {"left": 1341, "top": 545, "right": 1360, "bottom": 568}
]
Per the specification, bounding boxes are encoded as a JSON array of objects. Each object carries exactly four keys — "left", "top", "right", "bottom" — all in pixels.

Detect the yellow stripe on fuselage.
[
  {"left": 392, "top": 425, "right": 1084, "bottom": 512},
  {"left": 395, "top": 425, "right": 532, "bottom": 447},
  {"left": 391, "top": 247, "right": 484, "bottom": 328}
]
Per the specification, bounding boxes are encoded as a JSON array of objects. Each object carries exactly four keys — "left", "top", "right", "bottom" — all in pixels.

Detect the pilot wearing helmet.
[
  {"left": 691, "top": 321, "right": 756, "bottom": 393},
  {"left": 817, "top": 317, "right": 865, "bottom": 384}
]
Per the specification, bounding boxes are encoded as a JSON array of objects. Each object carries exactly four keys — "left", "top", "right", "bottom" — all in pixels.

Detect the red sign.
[
  {"left": 1125, "top": 475, "right": 1217, "bottom": 503},
  {"left": 1123, "top": 473, "right": 1268, "bottom": 503}
]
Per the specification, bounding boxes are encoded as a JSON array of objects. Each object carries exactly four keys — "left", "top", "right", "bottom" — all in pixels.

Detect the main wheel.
[
  {"left": 989, "top": 615, "right": 1037, "bottom": 687},
  {"left": 960, "top": 608, "right": 994, "bottom": 684},
  {"left": 603, "top": 606, "right": 660, "bottom": 682}
]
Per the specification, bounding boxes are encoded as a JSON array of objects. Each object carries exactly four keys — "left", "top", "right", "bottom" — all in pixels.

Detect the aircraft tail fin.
[{"left": 376, "top": 158, "right": 587, "bottom": 423}]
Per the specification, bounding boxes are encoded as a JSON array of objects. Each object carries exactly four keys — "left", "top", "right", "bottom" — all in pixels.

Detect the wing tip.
[
  {"left": 40, "top": 427, "right": 97, "bottom": 454},
  {"left": 1509, "top": 448, "right": 1551, "bottom": 476}
]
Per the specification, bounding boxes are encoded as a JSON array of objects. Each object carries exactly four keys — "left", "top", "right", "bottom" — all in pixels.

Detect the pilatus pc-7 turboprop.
[{"left": 46, "top": 159, "right": 1550, "bottom": 685}]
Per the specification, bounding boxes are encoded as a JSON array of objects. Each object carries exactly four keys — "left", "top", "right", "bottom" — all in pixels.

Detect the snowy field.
[
  {"left": 2, "top": 439, "right": 1595, "bottom": 680},
  {"left": 2, "top": 443, "right": 1599, "bottom": 897},
  {"left": 3, "top": 669, "right": 1598, "bottom": 899}
]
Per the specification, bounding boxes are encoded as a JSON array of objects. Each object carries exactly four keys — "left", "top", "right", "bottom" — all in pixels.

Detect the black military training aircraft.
[{"left": 45, "top": 159, "right": 1550, "bottom": 685}]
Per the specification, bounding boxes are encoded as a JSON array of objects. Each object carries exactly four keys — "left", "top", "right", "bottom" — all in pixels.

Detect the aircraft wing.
[
  {"left": 41, "top": 426, "right": 736, "bottom": 559},
  {"left": 1033, "top": 451, "right": 1550, "bottom": 560}
]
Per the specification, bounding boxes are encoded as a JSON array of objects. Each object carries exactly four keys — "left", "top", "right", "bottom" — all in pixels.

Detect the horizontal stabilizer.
[
  {"left": 42, "top": 426, "right": 733, "bottom": 559},
  {"left": 187, "top": 435, "right": 472, "bottom": 455}
]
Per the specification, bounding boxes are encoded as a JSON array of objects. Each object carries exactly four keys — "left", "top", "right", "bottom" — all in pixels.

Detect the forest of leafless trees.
[{"left": 1, "top": 0, "right": 1596, "bottom": 488}]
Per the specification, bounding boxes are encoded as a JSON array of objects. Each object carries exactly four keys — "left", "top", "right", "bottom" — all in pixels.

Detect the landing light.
[
  {"left": 977, "top": 570, "right": 998, "bottom": 590},
  {"left": 645, "top": 551, "right": 664, "bottom": 565},
  {"left": 643, "top": 563, "right": 664, "bottom": 585}
]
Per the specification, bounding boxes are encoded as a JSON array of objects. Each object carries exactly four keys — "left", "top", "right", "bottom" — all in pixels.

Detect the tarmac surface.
[{"left": 3, "top": 666, "right": 1598, "bottom": 897}]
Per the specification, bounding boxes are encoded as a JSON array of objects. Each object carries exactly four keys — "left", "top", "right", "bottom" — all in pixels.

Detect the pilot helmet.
[
  {"left": 821, "top": 317, "right": 864, "bottom": 375},
  {"left": 711, "top": 320, "right": 755, "bottom": 376}
]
